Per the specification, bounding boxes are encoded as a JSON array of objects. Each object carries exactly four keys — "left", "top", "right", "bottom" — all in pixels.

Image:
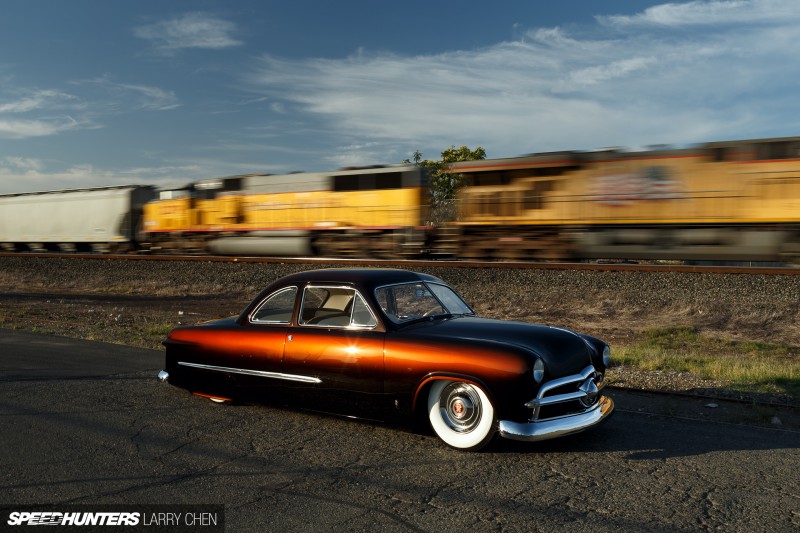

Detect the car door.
[
  {"left": 230, "top": 285, "right": 299, "bottom": 393},
  {"left": 282, "top": 285, "right": 386, "bottom": 416}
]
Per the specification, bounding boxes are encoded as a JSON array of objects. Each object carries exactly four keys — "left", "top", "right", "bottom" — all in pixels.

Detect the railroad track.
[{"left": 2, "top": 251, "right": 799, "bottom": 275}]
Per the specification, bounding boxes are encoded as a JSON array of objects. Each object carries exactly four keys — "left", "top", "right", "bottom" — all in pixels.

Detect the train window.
[
  {"left": 711, "top": 148, "right": 727, "bottom": 162},
  {"left": 327, "top": 168, "right": 421, "bottom": 189},
  {"left": 376, "top": 172, "right": 404, "bottom": 189},
  {"left": 333, "top": 174, "right": 361, "bottom": 191},
  {"left": 333, "top": 172, "right": 405, "bottom": 191},
  {"left": 755, "top": 141, "right": 800, "bottom": 160},
  {"left": 465, "top": 172, "right": 511, "bottom": 187},
  {"left": 463, "top": 167, "right": 572, "bottom": 187}
]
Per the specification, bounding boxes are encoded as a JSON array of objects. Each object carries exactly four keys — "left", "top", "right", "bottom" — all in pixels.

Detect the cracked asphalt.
[{"left": 1, "top": 329, "right": 798, "bottom": 532}]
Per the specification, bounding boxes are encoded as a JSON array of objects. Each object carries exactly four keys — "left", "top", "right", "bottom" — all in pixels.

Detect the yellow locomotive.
[
  {"left": 141, "top": 165, "right": 429, "bottom": 257},
  {"left": 447, "top": 136, "right": 800, "bottom": 262}
]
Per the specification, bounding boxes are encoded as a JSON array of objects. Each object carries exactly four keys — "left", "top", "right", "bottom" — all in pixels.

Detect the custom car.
[{"left": 158, "top": 268, "right": 614, "bottom": 450}]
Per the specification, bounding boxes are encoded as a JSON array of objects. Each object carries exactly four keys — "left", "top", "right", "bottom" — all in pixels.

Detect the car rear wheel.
[{"left": 427, "top": 380, "right": 496, "bottom": 451}]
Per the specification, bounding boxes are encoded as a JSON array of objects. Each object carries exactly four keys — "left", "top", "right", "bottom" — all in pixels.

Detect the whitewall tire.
[{"left": 427, "top": 380, "right": 496, "bottom": 451}]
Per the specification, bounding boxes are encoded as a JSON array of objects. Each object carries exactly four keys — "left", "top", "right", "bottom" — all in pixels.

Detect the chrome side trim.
[
  {"left": 498, "top": 395, "right": 614, "bottom": 442},
  {"left": 177, "top": 361, "right": 322, "bottom": 384}
]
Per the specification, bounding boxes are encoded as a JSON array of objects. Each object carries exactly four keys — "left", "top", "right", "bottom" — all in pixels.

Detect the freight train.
[
  {"left": 446, "top": 136, "right": 800, "bottom": 262},
  {"left": 1, "top": 136, "right": 799, "bottom": 263}
]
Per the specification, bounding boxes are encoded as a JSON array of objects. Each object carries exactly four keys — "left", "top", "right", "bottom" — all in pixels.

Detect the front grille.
[
  {"left": 538, "top": 399, "right": 588, "bottom": 419},
  {"left": 526, "top": 365, "right": 604, "bottom": 421}
]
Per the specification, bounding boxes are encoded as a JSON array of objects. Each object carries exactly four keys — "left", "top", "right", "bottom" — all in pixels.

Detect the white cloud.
[
  {"left": 599, "top": 0, "right": 800, "bottom": 28},
  {"left": 246, "top": 0, "right": 800, "bottom": 159},
  {"left": 134, "top": 12, "right": 242, "bottom": 54},
  {"left": 0, "top": 90, "right": 77, "bottom": 113},
  {"left": 0, "top": 118, "right": 81, "bottom": 140}
]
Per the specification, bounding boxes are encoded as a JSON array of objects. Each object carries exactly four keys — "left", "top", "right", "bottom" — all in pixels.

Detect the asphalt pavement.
[{"left": 1, "top": 329, "right": 798, "bottom": 532}]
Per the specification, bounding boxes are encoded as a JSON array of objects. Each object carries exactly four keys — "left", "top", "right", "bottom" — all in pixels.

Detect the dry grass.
[{"left": 614, "top": 326, "right": 800, "bottom": 398}]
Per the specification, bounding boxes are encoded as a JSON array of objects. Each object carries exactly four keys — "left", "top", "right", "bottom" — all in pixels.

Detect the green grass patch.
[
  {"left": 146, "top": 323, "right": 174, "bottom": 337},
  {"left": 614, "top": 326, "right": 800, "bottom": 398}
]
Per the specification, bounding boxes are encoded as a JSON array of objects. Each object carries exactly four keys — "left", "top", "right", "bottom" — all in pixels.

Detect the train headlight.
[{"left": 533, "top": 359, "right": 545, "bottom": 384}]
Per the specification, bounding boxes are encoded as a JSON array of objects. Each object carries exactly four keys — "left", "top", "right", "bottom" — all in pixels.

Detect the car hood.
[{"left": 402, "top": 316, "right": 595, "bottom": 376}]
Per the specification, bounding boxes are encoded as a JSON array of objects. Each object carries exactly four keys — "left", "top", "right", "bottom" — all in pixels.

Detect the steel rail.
[{"left": 1, "top": 252, "right": 799, "bottom": 275}]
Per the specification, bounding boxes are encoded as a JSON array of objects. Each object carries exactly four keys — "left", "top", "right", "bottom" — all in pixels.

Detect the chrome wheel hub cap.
[{"left": 440, "top": 383, "right": 482, "bottom": 433}]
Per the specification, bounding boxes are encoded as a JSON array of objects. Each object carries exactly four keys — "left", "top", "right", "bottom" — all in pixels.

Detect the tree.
[{"left": 404, "top": 145, "right": 486, "bottom": 223}]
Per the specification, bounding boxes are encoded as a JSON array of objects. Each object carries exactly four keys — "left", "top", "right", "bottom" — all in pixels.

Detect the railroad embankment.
[{"left": 1, "top": 256, "right": 798, "bottom": 406}]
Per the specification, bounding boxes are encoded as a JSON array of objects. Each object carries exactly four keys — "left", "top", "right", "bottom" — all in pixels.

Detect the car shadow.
[{"left": 487, "top": 389, "right": 799, "bottom": 459}]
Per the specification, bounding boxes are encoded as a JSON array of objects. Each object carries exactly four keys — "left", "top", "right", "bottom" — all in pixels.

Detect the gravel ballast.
[{"left": 1, "top": 256, "right": 798, "bottom": 405}]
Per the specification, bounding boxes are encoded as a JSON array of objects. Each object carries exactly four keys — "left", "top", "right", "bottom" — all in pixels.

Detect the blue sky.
[{"left": 2, "top": 0, "right": 800, "bottom": 194}]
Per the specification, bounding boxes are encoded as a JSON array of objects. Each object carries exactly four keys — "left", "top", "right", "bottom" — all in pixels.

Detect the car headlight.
[
  {"left": 602, "top": 346, "right": 611, "bottom": 368},
  {"left": 533, "top": 358, "right": 545, "bottom": 384}
]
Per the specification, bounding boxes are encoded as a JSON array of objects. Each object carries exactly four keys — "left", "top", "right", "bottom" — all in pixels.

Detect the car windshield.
[{"left": 375, "top": 282, "right": 475, "bottom": 324}]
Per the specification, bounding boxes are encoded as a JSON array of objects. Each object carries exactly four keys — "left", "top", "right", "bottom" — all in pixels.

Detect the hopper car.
[{"left": 0, "top": 185, "right": 155, "bottom": 253}]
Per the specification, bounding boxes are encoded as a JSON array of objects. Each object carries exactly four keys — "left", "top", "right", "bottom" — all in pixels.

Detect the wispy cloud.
[
  {"left": 134, "top": 12, "right": 242, "bottom": 55},
  {"left": 0, "top": 117, "right": 85, "bottom": 140},
  {"left": 0, "top": 77, "right": 178, "bottom": 140},
  {"left": 75, "top": 77, "right": 180, "bottom": 111},
  {"left": 0, "top": 90, "right": 77, "bottom": 114},
  {"left": 246, "top": 0, "right": 800, "bottom": 160},
  {"left": 0, "top": 89, "right": 85, "bottom": 139}
]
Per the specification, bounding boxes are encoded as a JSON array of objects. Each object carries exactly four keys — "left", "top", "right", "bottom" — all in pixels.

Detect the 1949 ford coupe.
[{"left": 158, "top": 269, "right": 613, "bottom": 450}]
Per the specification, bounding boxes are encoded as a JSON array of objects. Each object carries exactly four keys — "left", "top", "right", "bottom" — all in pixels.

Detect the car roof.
[{"left": 272, "top": 268, "right": 443, "bottom": 292}]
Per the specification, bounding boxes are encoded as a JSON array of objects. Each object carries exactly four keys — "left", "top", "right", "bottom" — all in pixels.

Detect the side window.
[
  {"left": 300, "top": 286, "right": 377, "bottom": 328},
  {"left": 250, "top": 287, "right": 297, "bottom": 324},
  {"left": 376, "top": 283, "right": 444, "bottom": 322},
  {"left": 351, "top": 293, "right": 377, "bottom": 327}
]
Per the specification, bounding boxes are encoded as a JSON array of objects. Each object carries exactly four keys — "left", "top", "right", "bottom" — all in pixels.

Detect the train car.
[
  {"left": 141, "top": 165, "right": 429, "bottom": 257},
  {"left": 0, "top": 185, "right": 156, "bottom": 253},
  {"left": 445, "top": 137, "right": 800, "bottom": 262}
]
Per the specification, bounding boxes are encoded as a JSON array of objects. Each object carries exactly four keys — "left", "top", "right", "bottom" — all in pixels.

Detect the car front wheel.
[{"left": 427, "top": 380, "right": 496, "bottom": 451}]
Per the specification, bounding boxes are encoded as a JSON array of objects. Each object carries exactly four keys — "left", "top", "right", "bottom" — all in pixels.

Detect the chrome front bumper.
[{"left": 498, "top": 394, "right": 614, "bottom": 442}]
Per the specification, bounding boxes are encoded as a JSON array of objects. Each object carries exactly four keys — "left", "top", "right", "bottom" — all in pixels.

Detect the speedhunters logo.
[
  {"left": 7, "top": 512, "right": 139, "bottom": 526},
  {"left": 3, "top": 506, "right": 224, "bottom": 530}
]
